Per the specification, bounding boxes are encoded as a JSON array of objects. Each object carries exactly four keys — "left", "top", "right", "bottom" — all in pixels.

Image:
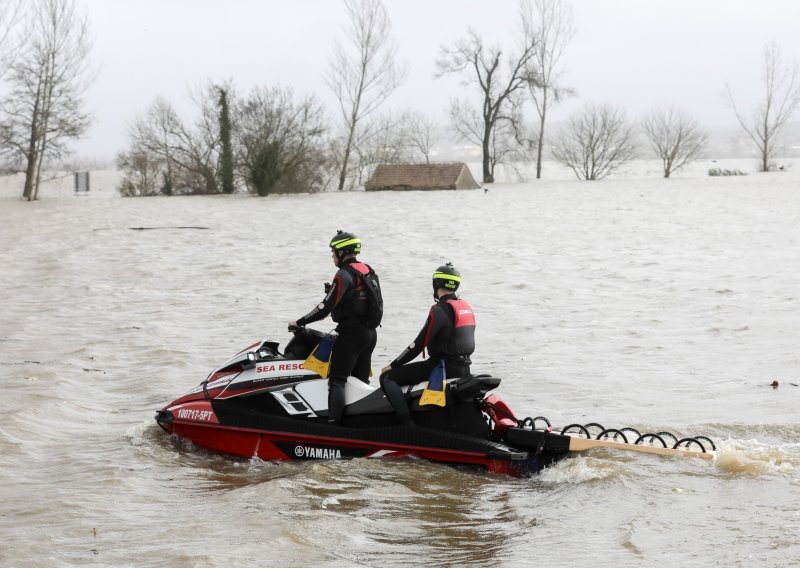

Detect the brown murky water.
[{"left": 2, "top": 166, "right": 799, "bottom": 566}]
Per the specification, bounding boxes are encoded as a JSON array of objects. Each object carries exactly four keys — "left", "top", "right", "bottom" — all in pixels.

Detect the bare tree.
[
  {"left": 0, "top": 0, "right": 24, "bottom": 81},
  {"left": 0, "top": 0, "right": 23, "bottom": 170},
  {"left": 0, "top": 0, "right": 93, "bottom": 200},
  {"left": 551, "top": 103, "right": 638, "bottom": 180},
  {"left": 522, "top": 0, "right": 576, "bottom": 179},
  {"left": 641, "top": 106, "right": 707, "bottom": 178},
  {"left": 355, "top": 110, "right": 440, "bottom": 170},
  {"left": 117, "top": 98, "right": 177, "bottom": 196},
  {"left": 115, "top": 149, "right": 164, "bottom": 197},
  {"left": 119, "top": 85, "right": 330, "bottom": 197},
  {"left": 488, "top": 118, "right": 532, "bottom": 181},
  {"left": 400, "top": 111, "right": 440, "bottom": 164},
  {"left": 327, "top": 0, "right": 406, "bottom": 190},
  {"left": 234, "top": 86, "right": 329, "bottom": 195},
  {"left": 187, "top": 84, "right": 224, "bottom": 193},
  {"left": 725, "top": 41, "right": 800, "bottom": 172},
  {"left": 351, "top": 112, "right": 405, "bottom": 184},
  {"left": 436, "top": 28, "right": 538, "bottom": 183},
  {"left": 123, "top": 91, "right": 220, "bottom": 195},
  {"left": 446, "top": 90, "right": 532, "bottom": 180}
]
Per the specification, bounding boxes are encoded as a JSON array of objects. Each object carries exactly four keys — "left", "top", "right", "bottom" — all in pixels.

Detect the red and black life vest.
[
  {"left": 332, "top": 262, "right": 383, "bottom": 328},
  {"left": 426, "top": 298, "right": 476, "bottom": 358}
]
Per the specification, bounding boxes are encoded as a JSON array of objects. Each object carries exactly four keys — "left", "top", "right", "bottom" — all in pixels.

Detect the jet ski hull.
[
  {"left": 157, "top": 398, "right": 563, "bottom": 475},
  {"left": 156, "top": 335, "right": 566, "bottom": 476}
]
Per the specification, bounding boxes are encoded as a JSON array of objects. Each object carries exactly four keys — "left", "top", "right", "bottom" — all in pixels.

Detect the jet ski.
[
  {"left": 155, "top": 329, "right": 716, "bottom": 475},
  {"left": 154, "top": 328, "right": 576, "bottom": 475}
]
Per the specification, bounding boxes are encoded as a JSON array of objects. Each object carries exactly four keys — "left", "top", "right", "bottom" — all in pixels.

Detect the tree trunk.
[
  {"left": 536, "top": 116, "right": 546, "bottom": 180},
  {"left": 22, "top": 78, "right": 44, "bottom": 201},
  {"left": 33, "top": 53, "right": 57, "bottom": 201},
  {"left": 203, "top": 167, "right": 218, "bottom": 194},
  {"left": 337, "top": 148, "right": 350, "bottom": 190},
  {"left": 33, "top": 138, "right": 46, "bottom": 200},
  {"left": 535, "top": 86, "right": 549, "bottom": 180},
  {"left": 337, "top": 126, "right": 355, "bottom": 190},
  {"left": 482, "top": 145, "right": 493, "bottom": 183},
  {"left": 22, "top": 151, "right": 37, "bottom": 201},
  {"left": 217, "top": 88, "right": 235, "bottom": 194},
  {"left": 482, "top": 126, "right": 493, "bottom": 183}
]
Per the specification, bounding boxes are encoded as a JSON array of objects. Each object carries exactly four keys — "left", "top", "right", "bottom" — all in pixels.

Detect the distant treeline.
[{"left": 2, "top": 1, "right": 799, "bottom": 200}]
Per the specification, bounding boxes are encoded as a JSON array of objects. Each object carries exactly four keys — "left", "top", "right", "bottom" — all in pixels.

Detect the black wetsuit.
[
  {"left": 296, "top": 258, "right": 378, "bottom": 424},
  {"left": 380, "top": 293, "right": 475, "bottom": 424}
]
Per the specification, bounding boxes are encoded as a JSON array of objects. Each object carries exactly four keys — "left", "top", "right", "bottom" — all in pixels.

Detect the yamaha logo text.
[{"left": 293, "top": 445, "right": 342, "bottom": 459}]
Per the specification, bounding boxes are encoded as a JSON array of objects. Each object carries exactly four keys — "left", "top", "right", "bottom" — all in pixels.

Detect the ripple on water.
[{"left": 3, "top": 176, "right": 800, "bottom": 566}]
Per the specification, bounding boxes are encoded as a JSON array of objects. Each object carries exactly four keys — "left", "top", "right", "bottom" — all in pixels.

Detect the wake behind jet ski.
[{"left": 155, "top": 328, "right": 717, "bottom": 476}]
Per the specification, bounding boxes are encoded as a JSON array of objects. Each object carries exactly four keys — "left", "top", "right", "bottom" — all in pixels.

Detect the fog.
[{"left": 72, "top": 0, "right": 800, "bottom": 161}]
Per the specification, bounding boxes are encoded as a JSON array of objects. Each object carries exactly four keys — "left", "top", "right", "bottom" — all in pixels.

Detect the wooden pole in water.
[{"left": 566, "top": 436, "right": 714, "bottom": 460}]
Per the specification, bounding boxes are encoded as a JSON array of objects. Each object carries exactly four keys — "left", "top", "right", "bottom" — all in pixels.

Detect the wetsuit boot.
[
  {"left": 380, "top": 374, "right": 415, "bottom": 426},
  {"left": 328, "top": 376, "right": 346, "bottom": 425}
]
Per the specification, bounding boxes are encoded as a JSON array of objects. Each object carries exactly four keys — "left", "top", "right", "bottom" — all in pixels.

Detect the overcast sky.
[{"left": 74, "top": 0, "right": 800, "bottom": 161}]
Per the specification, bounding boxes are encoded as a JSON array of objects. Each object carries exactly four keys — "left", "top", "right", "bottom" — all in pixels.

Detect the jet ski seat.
[{"left": 448, "top": 374, "right": 501, "bottom": 402}]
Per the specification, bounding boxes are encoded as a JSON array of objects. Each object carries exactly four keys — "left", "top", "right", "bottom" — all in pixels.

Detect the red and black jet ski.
[{"left": 155, "top": 329, "right": 584, "bottom": 475}]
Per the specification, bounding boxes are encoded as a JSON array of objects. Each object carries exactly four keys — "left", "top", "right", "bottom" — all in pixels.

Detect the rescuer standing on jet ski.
[
  {"left": 289, "top": 231, "right": 382, "bottom": 425},
  {"left": 380, "top": 263, "right": 475, "bottom": 425}
]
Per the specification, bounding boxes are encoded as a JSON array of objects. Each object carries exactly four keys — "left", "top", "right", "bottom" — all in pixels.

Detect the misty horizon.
[{"left": 59, "top": 1, "right": 800, "bottom": 163}]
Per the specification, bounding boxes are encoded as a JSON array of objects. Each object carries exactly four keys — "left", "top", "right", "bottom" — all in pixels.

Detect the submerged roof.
[{"left": 365, "top": 163, "right": 479, "bottom": 191}]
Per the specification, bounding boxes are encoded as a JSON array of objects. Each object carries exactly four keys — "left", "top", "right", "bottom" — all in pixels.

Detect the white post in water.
[{"left": 74, "top": 171, "right": 90, "bottom": 195}]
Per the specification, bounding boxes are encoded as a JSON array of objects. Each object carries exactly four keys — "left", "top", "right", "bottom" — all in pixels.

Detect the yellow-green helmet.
[
  {"left": 330, "top": 230, "right": 361, "bottom": 258},
  {"left": 433, "top": 262, "right": 461, "bottom": 293}
]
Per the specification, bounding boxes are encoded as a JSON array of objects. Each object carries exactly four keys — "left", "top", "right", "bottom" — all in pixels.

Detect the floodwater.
[{"left": 1, "top": 162, "right": 799, "bottom": 567}]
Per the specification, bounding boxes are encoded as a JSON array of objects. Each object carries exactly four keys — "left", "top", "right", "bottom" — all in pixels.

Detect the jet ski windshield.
[{"left": 283, "top": 328, "right": 328, "bottom": 360}]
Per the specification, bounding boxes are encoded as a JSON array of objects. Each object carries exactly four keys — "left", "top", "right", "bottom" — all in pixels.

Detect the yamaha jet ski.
[
  {"left": 155, "top": 329, "right": 716, "bottom": 475},
  {"left": 155, "top": 328, "right": 574, "bottom": 475}
]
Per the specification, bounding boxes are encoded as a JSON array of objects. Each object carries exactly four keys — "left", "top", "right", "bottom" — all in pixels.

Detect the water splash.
[
  {"left": 537, "top": 455, "right": 625, "bottom": 484},
  {"left": 713, "top": 438, "right": 800, "bottom": 476}
]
